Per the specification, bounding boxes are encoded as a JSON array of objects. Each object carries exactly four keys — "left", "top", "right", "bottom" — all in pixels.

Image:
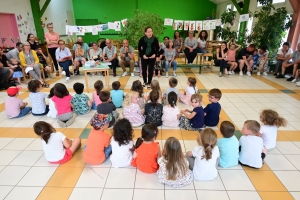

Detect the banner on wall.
[
  {"left": 196, "top": 21, "right": 202, "bottom": 31},
  {"left": 189, "top": 21, "right": 195, "bottom": 31},
  {"left": 164, "top": 18, "right": 173, "bottom": 26},
  {"left": 184, "top": 21, "right": 189, "bottom": 30},
  {"left": 203, "top": 20, "right": 216, "bottom": 30}
]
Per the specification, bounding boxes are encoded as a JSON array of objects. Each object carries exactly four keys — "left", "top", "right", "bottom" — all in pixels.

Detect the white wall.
[{"left": 0, "top": 0, "right": 34, "bottom": 42}]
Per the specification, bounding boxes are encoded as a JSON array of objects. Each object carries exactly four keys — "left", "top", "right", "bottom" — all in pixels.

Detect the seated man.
[
  {"left": 6, "top": 42, "right": 23, "bottom": 62},
  {"left": 237, "top": 44, "right": 255, "bottom": 76},
  {"left": 119, "top": 39, "right": 135, "bottom": 77},
  {"left": 256, "top": 46, "right": 269, "bottom": 76},
  {"left": 55, "top": 40, "right": 73, "bottom": 81},
  {"left": 102, "top": 39, "right": 118, "bottom": 77},
  {"left": 274, "top": 42, "right": 293, "bottom": 76}
]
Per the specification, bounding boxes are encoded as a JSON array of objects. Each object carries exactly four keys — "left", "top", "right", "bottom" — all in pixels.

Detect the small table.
[{"left": 83, "top": 65, "right": 110, "bottom": 92}]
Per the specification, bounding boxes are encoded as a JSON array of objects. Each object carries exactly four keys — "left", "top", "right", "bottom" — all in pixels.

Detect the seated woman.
[
  {"left": 89, "top": 42, "right": 103, "bottom": 61},
  {"left": 27, "top": 33, "right": 39, "bottom": 50},
  {"left": 19, "top": 42, "right": 49, "bottom": 87},
  {"left": 197, "top": 30, "right": 208, "bottom": 54},
  {"left": 164, "top": 40, "right": 177, "bottom": 78},
  {"left": 154, "top": 41, "right": 164, "bottom": 77},
  {"left": 184, "top": 31, "right": 198, "bottom": 64},
  {"left": 214, "top": 41, "right": 228, "bottom": 77},
  {"left": 73, "top": 42, "right": 86, "bottom": 75},
  {"left": 173, "top": 31, "right": 183, "bottom": 57}
]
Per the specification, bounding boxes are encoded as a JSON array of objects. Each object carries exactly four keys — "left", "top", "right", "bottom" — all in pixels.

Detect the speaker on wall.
[{"left": 238, "top": 1, "right": 244, "bottom": 8}]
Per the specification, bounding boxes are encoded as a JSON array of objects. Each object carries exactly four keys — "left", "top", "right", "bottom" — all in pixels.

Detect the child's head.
[
  {"left": 90, "top": 113, "right": 112, "bottom": 130},
  {"left": 94, "top": 80, "right": 104, "bottom": 96},
  {"left": 149, "top": 90, "right": 159, "bottom": 106},
  {"left": 220, "top": 121, "right": 235, "bottom": 138},
  {"left": 230, "top": 43, "right": 236, "bottom": 50},
  {"left": 242, "top": 120, "right": 260, "bottom": 135},
  {"left": 131, "top": 80, "right": 143, "bottom": 97},
  {"left": 112, "top": 118, "right": 133, "bottom": 146},
  {"left": 198, "top": 128, "right": 217, "bottom": 160},
  {"left": 187, "top": 77, "right": 196, "bottom": 87},
  {"left": 28, "top": 80, "right": 42, "bottom": 93},
  {"left": 163, "top": 137, "right": 188, "bottom": 180},
  {"left": 33, "top": 121, "right": 56, "bottom": 144},
  {"left": 7, "top": 86, "right": 22, "bottom": 97},
  {"left": 208, "top": 88, "right": 222, "bottom": 103},
  {"left": 9, "top": 57, "right": 18, "bottom": 65},
  {"left": 169, "top": 77, "right": 178, "bottom": 88},
  {"left": 54, "top": 83, "right": 69, "bottom": 98},
  {"left": 190, "top": 93, "right": 202, "bottom": 108},
  {"left": 260, "top": 109, "right": 287, "bottom": 127},
  {"left": 168, "top": 91, "right": 177, "bottom": 108},
  {"left": 36, "top": 46, "right": 42, "bottom": 54},
  {"left": 135, "top": 123, "right": 158, "bottom": 148},
  {"left": 112, "top": 81, "right": 121, "bottom": 90},
  {"left": 73, "top": 82, "right": 84, "bottom": 94},
  {"left": 48, "top": 87, "right": 55, "bottom": 98},
  {"left": 150, "top": 80, "right": 161, "bottom": 91},
  {"left": 123, "top": 91, "right": 139, "bottom": 107},
  {"left": 75, "top": 42, "right": 82, "bottom": 49},
  {"left": 99, "top": 90, "right": 110, "bottom": 102}
]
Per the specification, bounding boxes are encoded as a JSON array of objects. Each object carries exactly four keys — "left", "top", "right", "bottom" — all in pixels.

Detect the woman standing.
[
  {"left": 197, "top": 30, "right": 208, "bottom": 54},
  {"left": 184, "top": 31, "right": 198, "bottom": 64},
  {"left": 214, "top": 42, "right": 228, "bottom": 77},
  {"left": 138, "top": 27, "right": 159, "bottom": 88},
  {"left": 44, "top": 23, "right": 60, "bottom": 76},
  {"left": 27, "top": 34, "right": 39, "bottom": 50},
  {"left": 19, "top": 42, "right": 49, "bottom": 87},
  {"left": 173, "top": 31, "right": 183, "bottom": 57}
]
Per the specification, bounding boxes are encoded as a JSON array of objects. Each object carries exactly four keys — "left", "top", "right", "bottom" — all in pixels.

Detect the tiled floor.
[{"left": 0, "top": 59, "right": 300, "bottom": 200}]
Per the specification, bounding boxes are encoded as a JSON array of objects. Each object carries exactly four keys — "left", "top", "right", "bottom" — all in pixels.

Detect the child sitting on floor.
[
  {"left": 204, "top": 88, "right": 222, "bottom": 127},
  {"left": 163, "top": 77, "right": 179, "bottom": 104},
  {"left": 217, "top": 121, "right": 239, "bottom": 168},
  {"left": 147, "top": 80, "right": 162, "bottom": 104},
  {"left": 145, "top": 90, "right": 163, "bottom": 126},
  {"left": 28, "top": 80, "right": 49, "bottom": 116},
  {"left": 162, "top": 92, "right": 180, "bottom": 127},
  {"left": 180, "top": 77, "right": 197, "bottom": 105},
  {"left": 131, "top": 80, "right": 145, "bottom": 109},
  {"left": 92, "top": 80, "right": 103, "bottom": 110},
  {"left": 71, "top": 82, "right": 92, "bottom": 115},
  {"left": 123, "top": 91, "right": 145, "bottom": 127},
  {"left": 97, "top": 91, "right": 117, "bottom": 128},
  {"left": 34, "top": 121, "right": 81, "bottom": 164},
  {"left": 82, "top": 113, "right": 112, "bottom": 165},
  {"left": 5, "top": 86, "right": 31, "bottom": 118},
  {"left": 111, "top": 81, "right": 124, "bottom": 108}
]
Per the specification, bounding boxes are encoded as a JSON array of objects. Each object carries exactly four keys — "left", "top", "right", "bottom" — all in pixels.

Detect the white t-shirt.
[
  {"left": 41, "top": 132, "right": 66, "bottom": 162},
  {"left": 277, "top": 48, "right": 293, "bottom": 57},
  {"left": 110, "top": 137, "right": 134, "bottom": 168},
  {"left": 197, "top": 38, "right": 206, "bottom": 48},
  {"left": 260, "top": 125, "right": 277, "bottom": 149},
  {"left": 47, "top": 98, "right": 57, "bottom": 118},
  {"left": 186, "top": 86, "right": 197, "bottom": 95},
  {"left": 192, "top": 145, "right": 219, "bottom": 181},
  {"left": 239, "top": 135, "right": 264, "bottom": 168}
]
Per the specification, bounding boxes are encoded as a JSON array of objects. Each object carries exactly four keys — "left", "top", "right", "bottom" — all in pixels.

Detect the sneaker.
[
  {"left": 61, "top": 71, "right": 66, "bottom": 76},
  {"left": 276, "top": 74, "right": 285, "bottom": 78},
  {"left": 296, "top": 82, "right": 300, "bottom": 87},
  {"left": 257, "top": 71, "right": 261, "bottom": 76},
  {"left": 147, "top": 84, "right": 151, "bottom": 89},
  {"left": 273, "top": 72, "right": 278, "bottom": 76},
  {"left": 74, "top": 70, "right": 78, "bottom": 75},
  {"left": 291, "top": 78, "right": 297, "bottom": 83},
  {"left": 263, "top": 72, "right": 268, "bottom": 76},
  {"left": 66, "top": 77, "right": 70, "bottom": 81},
  {"left": 113, "top": 73, "right": 117, "bottom": 77},
  {"left": 231, "top": 71, "right": 235, "bottom": 74},
  {"left": 173, "top": 72, "right": 176, "bottom": 77},
  {"left": 131, "top": 73, "right": 135, "bottom": 77},
  {"left": 166, "top": 73, "right": 168, "bottom": 78},
  {"left": 287, "top": 76, "right": 294, "bottom": 81},
  {"left": 122, "top": 71, "right": 127, "bottom": 77},
  {"left": 239, "top": 71, "right": 243, "bottom": 76},
  {"left": 246, "top": 71, "right": 251, "bottom": 77}
]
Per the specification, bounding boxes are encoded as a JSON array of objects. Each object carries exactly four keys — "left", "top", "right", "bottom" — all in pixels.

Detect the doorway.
[{"left": 0, "top": 13, "right": 20, "bottom": 48}]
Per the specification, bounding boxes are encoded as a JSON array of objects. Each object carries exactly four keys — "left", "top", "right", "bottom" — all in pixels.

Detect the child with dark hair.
[
  {"left": 5, "top": 86, "right": 31, "bottom": 118},
  {"left": 162, "top": 91, "right": 180, "bottom": 127},
  {"left": 28, "top": 80, "right": 49, "bottom": 116},
  {"left": 204, "top": 88, "right": 222, "bottom": 127},
  {"left": 180, "top": 77, "right": 197, "bottom": 105},
  {"left": 131, "top": 80, "right": 145, "bottom": 109},
  {"left": 111, "top": 81, "right": 124, "bottom": 108},
  {"left": 71, "top": 82, "right": 92, "bottom": 115},
  {"left": 47, "top": 87, "right": 57, "bottom": 118},
  {"left": 131, "top": 124, "right": 161, "bottom": 173},
  {"left": 36, "top": 46, "right": 51, "bottom": 78},
  {"left": 163, "top": 77, "right": 179, "bottom": 104},
  {"left": 145, "top": 90, "right": 163, "bottom": 126},
  {"left": 92, "top": 80, "right": 103, "bottom": 110},
  {"left": 97, "top": 90, "right": 117, "bottom": 128},
  {"left": 217, "top": 121, "right": 239, "bottom": 168},
  {"left": 34, "top": 121, "right": 81, "bottom": 164},
  {"left": 110, "top": 118, "right": 134, "bottom": 167},
  {"left": 83, "top": 113, "right": 112, "bottom": 165},
  {"left": 52, "top": 83, "right": 75, "bottom": 127}
]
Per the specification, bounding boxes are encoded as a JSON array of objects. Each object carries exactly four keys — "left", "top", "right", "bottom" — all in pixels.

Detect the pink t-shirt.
[
  {"left": 5, "top": 97, "right": 24, "bottom": 118},
  {"left": 93, "top": 91, "right": 102, "bottom": 106},
  {"left": 45, "top": 32, "right": 60, "bottom": 48},
  {"left": 123, "top": 103, "right": 145, "bottom": 126},
  {"left": 227, "top": 49, "right": 236, "bottom": 61},
  {"left": 52, "top": 94, "right": 72, "bottom": 116}
]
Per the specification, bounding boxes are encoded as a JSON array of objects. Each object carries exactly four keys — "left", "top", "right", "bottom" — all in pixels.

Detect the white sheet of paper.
[
  {"left": 196, "top": 21, "right": 202, "bottom": 31},
  {"left": 239, "top": 14, "right": 249, "bottom": 22},
  {"left": 215, "top": 19, "right": 222, "bottom": 26},
  {"left": 121, "top": 19, "right": 127, "bottom": 27},
  {"left": 164, "top": 18, "right": 173, "bottom": 26},
  {"left": 184, "top": 21, "right": 189, "bottom": 30},
  {"left": 84, "top": 26, "right": 92, "bottom": 33},
  {"left": 173, "top": 20, "right": 178, "bottom": 30},
  {"left": 209, "top": 20, "right": 216, "bottom": 30},
  {"left": 114, "top": 21, "right": 121, "bottom": 31},
  {"left": 177, "top": 20, "right": 183, "bottom": 30},
  {"left": 189, "top": 21, "right": 195, "bottom": 31},
  {"left": 108, "top": 22, "right": 115, "bottom": 30},
  {"left": 76, "top": 32, "right": 85, "bottom": 35},
  {"left": 203, "top": 20, "right": 210, "bottom": 30}
]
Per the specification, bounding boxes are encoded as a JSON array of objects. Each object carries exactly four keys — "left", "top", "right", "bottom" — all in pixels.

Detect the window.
[
  {"left": 226, "top": 4, "right": 232, "bottom": 11},
  {"left": 257, "top": 0, "right": 285, "bottom": 7},
  {"left": 233, "top": 6, "right": 237, "bottom": 11}
]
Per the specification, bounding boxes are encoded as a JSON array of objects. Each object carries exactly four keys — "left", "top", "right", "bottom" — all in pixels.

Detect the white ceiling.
[{"left": 210, "top": 0, "right": 231, "bottom": 4}]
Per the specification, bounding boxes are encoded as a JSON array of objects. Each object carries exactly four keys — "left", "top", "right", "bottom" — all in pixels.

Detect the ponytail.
[
  {"left": 275, "top": 116, "right": 287, "bottom": 128},
  {"left": 33, "top": 121, "right": 55, "bottom": 144},
  {"left": 135, "top": 137, "right": 143, "bottom": 149},
  {"left": 202, "top": 144, "right": 213, "bottom": 160}
]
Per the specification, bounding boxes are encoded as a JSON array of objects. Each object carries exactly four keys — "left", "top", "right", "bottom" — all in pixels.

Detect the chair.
[
  {"left": 200, "top": 53, "right": 214, "bottom": 72},
  {"left": 196, "top": 53, "right": 203, "bottom": 64}
]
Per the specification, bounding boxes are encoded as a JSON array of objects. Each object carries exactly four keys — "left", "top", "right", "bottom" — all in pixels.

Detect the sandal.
[
  {"left": 147, "top": 84, "right": 151, "bottom": 89},
  {"left": 56, "top": 71, "right": 59, "bottom": 76},
  {"left": 142, "top": 83, "right": 146, "bottom": 87},
  {"left": 42, "top": 83, "right": 49, "bottom": 88}
]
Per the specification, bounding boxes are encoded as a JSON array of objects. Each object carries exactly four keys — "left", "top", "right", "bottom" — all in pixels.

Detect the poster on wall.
[
  {"left": 239, "top": 14, "right": 249, "bottom": 22},
  {"left": 84, "top": 26, "right": 92, "bottom": 33},
  {"left": 189, "top": 21, "right": 195, "bottom": 31},
  {"left": 196, "top": 21, "right": 202, "bottom": 31},
  {"left": 209, "top": 20, "right": 216, "bottom": 30},
  {"left": 164, "top": 18, "right": 173, "bottom": 26},
  {"left": 203, "top": 20, "right": 215, "bottom": 30},
  {"left": 215, "top": 19, "right": 222, "bottom": 26},
  {"left": 177, "top": 20, "right": 183, "bottom": 30},
  {"left": 92, "top": 26, "right": 98, "bottom": 35},
  {"left": 173, "top": 20, "right": 178, "bottom": 30},
  {"left": 184, "top": 21, "right": 189, "bottom": 30},
  {"left": 95, "top": 25, "right": 103, "bottom": 32},
  {"left": 102, "top": 24, "right": 108, "bottom": 31},
  {"left": 114, "top": 21, "right": 121, "bottom": 31},
  {"left": 76, "top": 26, "right": 84, "bottom": 33},
  {"left": 108, "top": 22, "right": 115, "bottom": 30},
  {"left": 121, "top": 19, "right": 127, "bottom": 27}
]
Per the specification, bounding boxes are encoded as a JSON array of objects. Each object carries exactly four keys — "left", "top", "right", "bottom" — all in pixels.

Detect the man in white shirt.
[
  {"left": 119, "top": 40, "right": 135, "bottom": 77},
  {"left": 102, "top": 39, "right": 118, "bottom": 77},
  {"left": 55, "top": 40, "right": 73, "bottom": 81},
  {"left": 274, "top": 42, "right": 293, "bottom": 76}
]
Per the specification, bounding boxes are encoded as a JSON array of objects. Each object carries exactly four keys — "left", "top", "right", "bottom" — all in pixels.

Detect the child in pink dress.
[
  {"left": 162, "top": 91, "right": 180, "bottom": 127},
  {"left": 123, "top": 91, "right": 145, "bottom": 127},
  {"left": 180, "top": 77, "right": 197, "bottom": 105},
  {"left": 92, "top": 80, "right": 103, "bottom": 110},
  {"left": 226, "top": 39, "right": 241, "bottom": 74}
]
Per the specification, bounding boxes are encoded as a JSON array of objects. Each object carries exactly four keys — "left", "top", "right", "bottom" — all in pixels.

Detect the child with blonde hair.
[
  {"left": 131, "top": 80, "right": 145, "bottom": 109},
  {"left": 259, "top": 109, "right": 287, "bottom": 151},
  {"left": 123, "top": 91, "right": 145, "bottom": 127},
  {"left": 157, "top": 137, "right": 193, "bottom": 188},
  {"left": 180, "top": 77, "right": 197, "bottom": 105},
  {"left": 162, "top": 92, "right": 180, "bottom": 127},
  {"left": 186, "top": 128, "right": 219, "bottom": 180},
  {"left": 147, "top": 80, "right": 162, "bottom": 104}
]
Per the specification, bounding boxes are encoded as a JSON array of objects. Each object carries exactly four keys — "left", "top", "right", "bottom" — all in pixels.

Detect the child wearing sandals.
[
  {"left": 92, "top": 80, "right": 103, "bottom": 110},
  {"left": 180, "top": 77, "right": 197, "bottom": 105},
  {"left": 28, "top": 80, "right": 49, "bottom": 116},
  {"left": 34, "top": 121, "right": 81, "bottom": 164},
  {"left": 226, "top": 39, "right": 241, "bottom": 74},
  {"left": 123, "top": 91, "right": 145, "bottom": 127},
  {"left": 110, "top": 118, "right": 135, "bottom": 168},
  {"left": 157, "top": 137, "right": 193, "bottom": 188},
  {"left": 162, "top": 92, "right": 180, "bottom": 127},
  {"left": 131, "top": 80, "right": 145, "bottom": 109}
]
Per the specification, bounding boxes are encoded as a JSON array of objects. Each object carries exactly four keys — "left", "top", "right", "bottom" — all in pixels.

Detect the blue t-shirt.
[
  {"left": 71, "top": 94, "right": 90, "bottom": 115},
  {"left": 204, "top": 102, "right": 221, "bottom": 127},
  {"left": 111, "top": 90, "right": 124, "bottom": 108},
  {"left": 217, "top": 136, "right": 239, "bottom": 168},
  {"left": 190, "top": 106, "right": 204, "bottom": 128},
  {"left": 252, "top": 54, "right": 259, "bottom": 65}
]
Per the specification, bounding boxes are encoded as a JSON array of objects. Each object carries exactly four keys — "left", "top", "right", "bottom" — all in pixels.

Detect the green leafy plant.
[
  {"left": 119, "top": 10, "right": 165, "bottom": 49},
  {"left": 215, "top": 9, "right": 238, "bottom": 41}
]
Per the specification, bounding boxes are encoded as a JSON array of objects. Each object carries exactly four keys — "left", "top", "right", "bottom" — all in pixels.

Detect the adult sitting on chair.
[
  {"left": 256, "top": 46, "right": 269, "bottom": 76},
  {"left": 72, "top": 37, "right": 89, "bottom": 59},
  {"left": 6, "top": 42, "right": 23, "bottom": 62},
  {"left": 274, "top": 42, "right": 293, "bottom": 76},
  {"left": 184, "top": 31, "right": 198, "bottom": 64},
  {"left": 19, "top": 42, "right": 49, "bottom": 87},
  {"left": 237, "top": 44, "right": 255, "bottom": 77},
  {"left": 89, "top": 42, "right": 102, "bottom": 61},
  {"left": 119, "top": 39, "right": 135, "bottom": 77},
  {"left": 215, "top": 41, "right": 228, "bottom": 77},
  {"left": 102, "top": 39, "right": 118, "bottom": 77},
  {"left": 55, "top": 40, "right": 73, "bottom": 81},
  {"left": 73, "top": 42, "right": 86, "bottom": 75},
  {"left": 197, "top": 30, "right": 209, "bottom": 54}
]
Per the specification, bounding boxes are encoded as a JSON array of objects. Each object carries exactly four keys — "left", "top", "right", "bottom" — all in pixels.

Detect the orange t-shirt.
[
  {"left": 82, "top": 128, "right": 110, "bottom": 165},
  {"left": 131, "top": 142, "right": 159, "bottom": 173}
]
